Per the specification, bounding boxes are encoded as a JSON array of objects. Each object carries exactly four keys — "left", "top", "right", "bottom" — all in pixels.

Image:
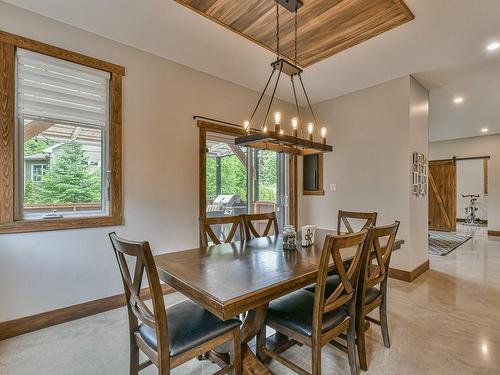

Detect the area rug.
[{"left": 428, "top": 231, "right": 472, "bottom": 256}]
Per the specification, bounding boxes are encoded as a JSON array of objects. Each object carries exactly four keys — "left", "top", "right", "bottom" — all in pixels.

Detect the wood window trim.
[
  {"left": 0, "top": 31, "right": 124, "bottom": 234},
  {"left": 197, "top": 120, "right": 298, "bottom": 229},
  {"left": 303, "top": 153, "right": 325, "bottom": 196}
]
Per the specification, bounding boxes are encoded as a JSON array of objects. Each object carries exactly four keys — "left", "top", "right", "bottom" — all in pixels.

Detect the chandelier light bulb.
[
  {"left": 274, "top": 111, "right": 282, "bottom": 124},
  {"left": 279, "top": 129, "right": 284, "bottom": 135},
  {"left": 291, "top": 117, "right": 298, "bottom": 137},
  {"left": 308, "top": 122, "right": 314, "bottom": 141},
  {"left": 263, "top": 125, "right": 268, "bottom": 133},
  {"left": 321, "top": 127, "right": 327, "bottom": 144},
  {"left": 243, "top": 120, "right": 249, "bottom": 130}
]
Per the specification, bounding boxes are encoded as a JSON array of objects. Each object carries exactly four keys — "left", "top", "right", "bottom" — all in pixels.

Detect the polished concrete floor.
[{"left": 1, "top": 226, "right": 499, "bottom": 374}]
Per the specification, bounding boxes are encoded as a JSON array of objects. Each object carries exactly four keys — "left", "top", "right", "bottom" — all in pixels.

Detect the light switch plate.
[{"left": 329, "top": 184, "right": 337, "bottom": 191}]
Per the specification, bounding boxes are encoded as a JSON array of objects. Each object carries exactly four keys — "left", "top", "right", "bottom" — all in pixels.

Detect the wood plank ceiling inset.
[{"left": 175, "top": 0, "right": 414, "bottom": 67}]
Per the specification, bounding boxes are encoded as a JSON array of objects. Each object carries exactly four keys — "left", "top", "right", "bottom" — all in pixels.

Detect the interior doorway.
[
  {"left": 428, "top": 157, "right": 489, "bottom": 232},
  {"left": 428, "top": 160, "right": 457, "bottom": 232}
]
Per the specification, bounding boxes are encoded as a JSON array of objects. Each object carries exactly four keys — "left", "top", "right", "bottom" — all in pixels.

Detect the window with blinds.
[{"left": 16, "top": 49, "right": 111, "bottom": 219}]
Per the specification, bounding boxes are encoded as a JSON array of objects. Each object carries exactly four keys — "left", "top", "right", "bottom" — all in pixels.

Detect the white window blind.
[{"left": 16, "top": 49, "right": 110, "bottom": 127}]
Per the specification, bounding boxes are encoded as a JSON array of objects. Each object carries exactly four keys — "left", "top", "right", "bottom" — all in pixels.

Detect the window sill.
[
  {"left": 0, "top": 216, "right": 123, "bottom": 234},
  {"left": 303, "top": 190, "right": 325, "bottom": 196}
]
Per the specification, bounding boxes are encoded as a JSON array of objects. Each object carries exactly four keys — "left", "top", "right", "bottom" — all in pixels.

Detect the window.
[
  {"left": 0, "top": 31, "right": 124, "bottom": 233},
  {"left": 17, "top": 49, "right": 110, "bottom": 219},
  {"left": 31, "top": 164, "right": 48, "bottom": 182},
  {"left": 200, "top": 121, "right": 297, "bottom": 240},
  {"left": 303, "top": 153, "right": 324, "bottom": 195}
]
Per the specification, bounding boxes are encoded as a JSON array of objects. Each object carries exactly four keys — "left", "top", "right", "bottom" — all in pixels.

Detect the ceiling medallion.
[{"left": 235, "top": 0, "right": 332, "bottom": 155}]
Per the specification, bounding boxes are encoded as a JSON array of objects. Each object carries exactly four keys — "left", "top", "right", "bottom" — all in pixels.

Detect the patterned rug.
[{"left": 428, "top": 231, "right": 472, "bottom": 256}]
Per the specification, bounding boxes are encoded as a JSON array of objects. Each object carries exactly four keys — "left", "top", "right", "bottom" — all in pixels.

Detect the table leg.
[{"left": 240, "top": 304, "right": 271, "bottom": 375}]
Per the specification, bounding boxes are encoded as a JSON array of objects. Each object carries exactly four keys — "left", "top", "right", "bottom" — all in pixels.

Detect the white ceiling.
[
  {"left": 417, "top": 57, "right": 500, "bottom": 142},
  {"left": 3, "top": 0, "right": 500, "bottom": 112}
]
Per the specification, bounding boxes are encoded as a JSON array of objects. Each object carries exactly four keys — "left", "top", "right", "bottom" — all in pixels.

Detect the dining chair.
[
  {"left": 257, "top": 228, "right": 374, "bottom": 375},
  {"left": 199, "top": 216, "right": 243, "bottom": 247},
  {"left": 241, "top": 212, "right": 279, "bottom": 240},
  {"left": 355, "top": 221, "right": 400, "bottom": 371},
  {"left": 109, "top": 232, "right": 242, "bottom": 375},
  {"left": 337, "top": 210, "right": 378, "bottom": 235}
]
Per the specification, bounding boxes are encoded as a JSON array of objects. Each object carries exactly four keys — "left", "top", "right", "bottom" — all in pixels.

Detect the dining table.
[{"left": 154, "top": 229, "right": 404, "bottom": 375}]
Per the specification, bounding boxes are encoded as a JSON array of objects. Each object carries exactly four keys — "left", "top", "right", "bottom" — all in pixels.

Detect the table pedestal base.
[{"left": 206, "top": 304, "right": 271, "bottom": 374}]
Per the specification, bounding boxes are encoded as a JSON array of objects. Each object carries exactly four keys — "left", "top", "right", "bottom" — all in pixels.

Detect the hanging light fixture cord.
[
  {"left": 262, "top": 64, "right": 282, "bottom": 129},
  {"left": 291, "top": 76, "right": 304, "bottom": 138},
  {"left": 248, "top": 68, "right": 276, "bottom": 128},
  {"left": 299, "top": 74, "right": 321, "bottom": 136}
]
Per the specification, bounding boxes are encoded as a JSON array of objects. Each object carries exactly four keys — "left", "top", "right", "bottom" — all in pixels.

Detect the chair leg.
[
  {"left": 230, "top": 327, "right": 242, "bottom": 375},
  {"left": 130, "top": 336, "right": 140, "bottom": 375},
  {"left": 311, "top": 343, "right": 321, "bottom": 375},
  {"left": 347, "top": 318, "right": 359, "bottom": 375},
  {"left": 356, "top": 315, "right": 368, "bottom": 372},
  {"left": 379, "top": 298, "right": 391, "bottom": 348}
]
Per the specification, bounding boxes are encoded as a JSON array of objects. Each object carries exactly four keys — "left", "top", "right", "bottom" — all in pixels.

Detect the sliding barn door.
[{"left": 428, "top": 160, "right": 457, "bottom": 232}]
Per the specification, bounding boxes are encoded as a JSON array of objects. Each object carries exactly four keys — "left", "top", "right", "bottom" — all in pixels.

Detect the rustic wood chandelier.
[{"left": 235, "top": 0, "right": 332, "bottom": 155}]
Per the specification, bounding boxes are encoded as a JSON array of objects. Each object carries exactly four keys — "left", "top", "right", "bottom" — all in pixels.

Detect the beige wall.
[
  {"left": 408, "top": 77, "right": 429, "bottom": 269},
  {"left": 429, "top": 134, "right": 500, "bottom": 230},
  {"left": 0, "top": 2, "right": 296, "bottom": 321},
  {"left": 302, "top": 76, "right": 429, "bottom": 272}
]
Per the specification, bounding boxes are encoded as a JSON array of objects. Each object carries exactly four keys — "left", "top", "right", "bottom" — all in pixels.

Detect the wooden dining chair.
[
  {"left": 355, "top": 221, "right": 400, "bottom": 371},
  {"left": 109, "top": 232, "right": 242, "bottom": 375},
  {"left": 241, "top": 212, "right": 279, "bottom": 240},
  {"left": 257, "top": 228, "right": 374, "bottom": 375},
  {"left": 337, "top": 210, "right": 378, "bottom": 235},
  {"left": 200, "top": 216, "right": 243, "bottom": 247}
]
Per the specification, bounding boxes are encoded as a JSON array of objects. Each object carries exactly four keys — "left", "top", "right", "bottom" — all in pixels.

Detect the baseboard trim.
[
  {"left": 389, "top": 260, "right": 430, "bottom": 282},
  {"left": 0, "top": 283, "right": 174, "bottom": 341},
  {"left": 488, "top": 230, "right": 500, "bottom": 237}
]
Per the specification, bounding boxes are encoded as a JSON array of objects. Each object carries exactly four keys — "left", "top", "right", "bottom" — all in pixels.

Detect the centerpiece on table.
[{"left": 282, "top": 225, "right": 297, "bottom": 250}]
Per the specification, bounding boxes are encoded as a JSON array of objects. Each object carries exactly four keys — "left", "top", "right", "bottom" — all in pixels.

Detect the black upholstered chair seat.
[
  {"left": 138, "top": 299, "right": 241, "bottom": 357},
  {"left": 303, "top": 274, "right": 341, "bottom": 295},
  {"left": 266, "top": 290, "right": 348, "bottom": 337},
  {"left": 305, "top": 275, "right": 381, "bottom": 305},
  {"left": 363, "top": 287, "right": 381, "bottom": 305}
]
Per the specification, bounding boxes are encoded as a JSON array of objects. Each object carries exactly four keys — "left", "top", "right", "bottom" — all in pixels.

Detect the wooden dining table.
[{"left": 154, "top": 229, "right": 404, "bottom": 374}]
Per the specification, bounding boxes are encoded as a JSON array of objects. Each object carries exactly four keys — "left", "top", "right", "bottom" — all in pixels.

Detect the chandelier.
[{"left": 235, "top": 0, "right": 332, "bottom": 155}]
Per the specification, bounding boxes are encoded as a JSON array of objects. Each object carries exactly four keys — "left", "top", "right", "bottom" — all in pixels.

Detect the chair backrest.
[
  {"left": 109, "top": 232, "right": 169, "bottom": 360},
  {"left": 241, "top": 212, "right": 279, "bottom": 240},
  {"left": 337, "top": 210, "right": 378, "bottom": 234},
  {"left": 199, "top": 216, "right": 243, "bottom": 247},
  {"left": 312, "top": 228, "right": 374, "bottom": 335},
  {"left": 364, "top": 221, "right": 400, "bottom": 289}
]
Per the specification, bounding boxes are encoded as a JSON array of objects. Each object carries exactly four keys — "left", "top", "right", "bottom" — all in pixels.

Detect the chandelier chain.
[
  {"left": 294, "top": 9, "right": 298, "bottom": 65},
  {"left": 276, "top": 2, "right": 280, "bottom": 59}
]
